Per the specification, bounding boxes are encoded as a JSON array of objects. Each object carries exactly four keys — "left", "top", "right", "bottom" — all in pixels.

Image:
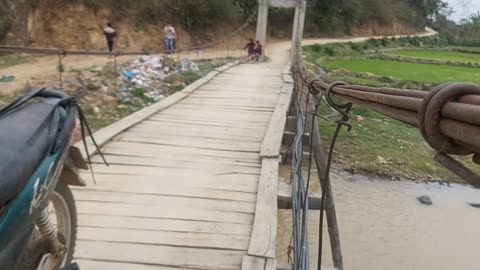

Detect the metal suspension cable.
[
  {"left": 0, "top": 8, "right": 258, "bottom": 56},
  {"left": 290, "top": 32, "right": 480, "bottom": 270},
  {"left": 290, "top": 81, "right": 310, "bottom": 270},
  {"left": 294, "top": 62, "right": 480, "bottom": 187}
]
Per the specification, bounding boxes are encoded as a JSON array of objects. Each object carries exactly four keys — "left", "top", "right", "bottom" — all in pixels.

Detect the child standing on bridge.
[
  {"left": 103, "top": 23, "right": 117, "bottom": 54},
  {"left": 244, "top": 38, "right": 255, "bottom": 60},
  {"left": 253, "top": 40, "right": 263, "bottom": 62}
]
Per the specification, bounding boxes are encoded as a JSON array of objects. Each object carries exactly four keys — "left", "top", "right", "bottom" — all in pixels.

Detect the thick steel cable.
[
  {"left": 291, "top": 35, "right": 480, "bottom": 270},
  {"left": 293, "top": 48, "right": 480, "bottom": 186},
  {"left": 291, "top": 83, "right": 310, "bottom": 270}
]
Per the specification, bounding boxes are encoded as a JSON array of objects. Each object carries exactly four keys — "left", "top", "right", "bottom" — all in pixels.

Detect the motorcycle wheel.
[
  {"left": 49, "top": 182, "right": 78, "bottom": 268},
  {"left": 15, "top": 183, "right": 78, "bottom": 270}
]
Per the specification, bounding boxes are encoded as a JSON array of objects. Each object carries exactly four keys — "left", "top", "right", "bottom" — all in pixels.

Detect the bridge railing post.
[
  {"left": 256, "top": 0, "right": 270, "bottom": 61},
  {"left": 291, "top": 0, "right": 307, "bottom": 62},
  {"left": 291, "top": 68, "right": 345, "bottom": 270}
]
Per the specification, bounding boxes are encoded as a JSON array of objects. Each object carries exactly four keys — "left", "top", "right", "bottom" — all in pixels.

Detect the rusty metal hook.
[{"left": 325, "top": 81, "right": 353, "bottom": 131}]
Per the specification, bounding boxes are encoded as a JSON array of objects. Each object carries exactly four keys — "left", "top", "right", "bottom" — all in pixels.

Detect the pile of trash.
[{"left": 119, "top": 55, "right": 199, "bottom": 102}]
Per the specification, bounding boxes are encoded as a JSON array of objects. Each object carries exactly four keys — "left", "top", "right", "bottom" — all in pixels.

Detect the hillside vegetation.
[{"left": 0, "top": 0, "right": 447, "bottom": 48}]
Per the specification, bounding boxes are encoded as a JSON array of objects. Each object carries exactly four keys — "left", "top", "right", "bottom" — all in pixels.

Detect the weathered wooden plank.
[
  {"left": 104, "top": 141, "right": 261, "bottom": 160},
  {"left": 116, "top": 134, "right": 260, "bottom": 153},
  {"left": 74, "top": 190, "right": 256, "bottom": 213},
  {"left": 84, "top": 162, "right": 260, "bottom": 178},
  {"left": 127, "top": 125, "right": 265, "bottom": 142},
  {"left": 170, "top": 104, "right": 274, "bottom": 113},
  {"left": 190, "top": 93, "right": 279, "bottom": 99},
  {"left": 78, "top": 172, "right": 258, "bottom": 194},
  {"left": 138, "top": 120, "right": 268, "bottom": 136},
  {"left": 241, "top": 255, "right": 266, "bottom": 270},
  {"left": 215, "top": 62, "right": 236, "bottom": 72},
  {"left": 127, "top": 127, "right": 266, "bottom": 142},
  {"left": 260, "top": 83, "right": 294, "bottom": 158},
  {"left": 95, "top": 149, "right": 259, "bottom": 166},
  {"left": 72, "top": 62, "right": 287, "bottom": 270},
  {"left": 73, "top": 180, "right": 256, "bottom": 203},
  {"left": 179, "top": 100, "right": 276, "bottom": 109},
  {"left": 150, "top": 113, "right": 271, "bottom": 125},
  {"left": 265, "top": 258, "right": 276, "bottom": 270},
  {"left": 92, "top": 152, "right": 260, "bottom": 169},
  {"left": 198, "top": 87, "right": 281, "bottom": 94},
  {"left": 260, "top": 113, "right": 286, "bottom": 158},
  {"left": 277, "top": 263, "right": 337, "bottom": 270},
  {"left": 75, "top": 201, "right": 253, "bottom": 224},
  {"left": 101, "top": 145, "right": 260, "bottom": 163},
  {"left": 74, "top": 260, "right": 179, "bottom": 270},
  {"left": 247, "top": 158, "right": 279, "bottom": 258},
  {"left": 78, "top": 227, "right": 250, "bottom": 251},
  {"left": 73, "top": 62, "right": 237, "bottom": 157},
  {"left": 148, "top": 117, "right": 270, "bottom": 129},
  {"left": 277, "top": 181, "right": 322, "bottom": 210},
  {"left": 75, "top": 241, "right": 244, "bottom": 270},
  {"left": 91, "top": 154, "right": 261, "bottom": 171},
  {"left": 77, "top": 214, "right": 252, "bottom": 236}
]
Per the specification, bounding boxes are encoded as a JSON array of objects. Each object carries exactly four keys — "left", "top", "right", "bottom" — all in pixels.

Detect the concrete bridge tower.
[{"left": 256, "top": 0, "right": 307, "bottom": 61}]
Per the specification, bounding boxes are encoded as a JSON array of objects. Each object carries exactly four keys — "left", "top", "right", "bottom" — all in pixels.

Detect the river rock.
[
  {"left": 417, "top": 195, "right": 432, "bottom": 205},
  {"left": 103, "top": 96, "right": 118, "bottom": 110},
  {"left": 350, "top": 175, "right": 369, "bottom": 182},
  {"left": 469, "top": 203, "right": 480, "bottom": 208}
]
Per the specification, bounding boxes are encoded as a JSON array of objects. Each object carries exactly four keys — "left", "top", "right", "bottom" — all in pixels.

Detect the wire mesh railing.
[{"left": 289, "top": 19, "right": 480, "bottom": 270}]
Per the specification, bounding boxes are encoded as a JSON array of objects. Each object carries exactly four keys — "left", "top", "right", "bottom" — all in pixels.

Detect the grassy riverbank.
[
  {"left": 324, "top": 59, "right": 480, "bottom": 84},
  {"left": 317, "top": 103, "right": 478, "bottom": 183},
  {"left": 305, "top": 36, "right": 480, "bottom": 183},
  {"left": 387, "top": 49, "right": 480, "bottom": 63}
]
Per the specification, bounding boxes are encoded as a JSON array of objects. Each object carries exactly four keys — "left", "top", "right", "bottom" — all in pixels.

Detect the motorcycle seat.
[{"left": 0, "top": 101, "right": 59, "bottom": 206}]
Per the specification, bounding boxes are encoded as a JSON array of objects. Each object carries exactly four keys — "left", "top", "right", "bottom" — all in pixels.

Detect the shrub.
[{"left": 323, "top": 47, "right": 335, "bottom": 56}]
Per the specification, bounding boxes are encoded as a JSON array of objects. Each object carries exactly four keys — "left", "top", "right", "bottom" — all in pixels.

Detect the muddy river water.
[{"left": 277, "top": 169, "right": 480, "bottom": 270}]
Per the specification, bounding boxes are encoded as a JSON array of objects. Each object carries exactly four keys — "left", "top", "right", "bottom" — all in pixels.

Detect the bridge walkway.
[{"left": 71, "top": 63, "right": 288, "bottom": 270}]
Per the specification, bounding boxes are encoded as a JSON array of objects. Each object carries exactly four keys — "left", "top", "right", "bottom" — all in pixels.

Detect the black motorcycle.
[{"left": 0, "top": 89, "right": 104, "bottom": 270}]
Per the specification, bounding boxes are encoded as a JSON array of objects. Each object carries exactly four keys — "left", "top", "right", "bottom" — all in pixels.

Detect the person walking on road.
[
  {"left": 164, "top": 23, "right": 176, "bottom": 53},
  {"left": 103, "top": 23, "right": 117, "bottom": 54}
]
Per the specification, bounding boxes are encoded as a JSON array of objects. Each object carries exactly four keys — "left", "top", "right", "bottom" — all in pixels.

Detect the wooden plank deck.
[{"left": 73, "top": 63, "right": 286, "bottom": 270}]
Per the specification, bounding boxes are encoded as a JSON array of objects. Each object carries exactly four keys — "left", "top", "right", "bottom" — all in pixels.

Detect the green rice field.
[
  {"left": 387, "top": 49, "right": 480, "bottom": 63},
  {"left": 324, "top": 59, "right": 480, "bottom": 83}
]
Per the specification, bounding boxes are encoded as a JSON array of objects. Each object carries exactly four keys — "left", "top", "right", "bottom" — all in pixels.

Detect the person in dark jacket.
[
  {"left": 244, "top": 38, "right": 255, "bottom": 59},
  {"left": 103, "top": 23, "right": 117, "bottom": 53}
]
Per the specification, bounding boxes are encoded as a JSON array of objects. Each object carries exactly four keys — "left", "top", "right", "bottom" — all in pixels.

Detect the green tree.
[{"left": 470, "top": 12, "right": 480, "bottom": 31}]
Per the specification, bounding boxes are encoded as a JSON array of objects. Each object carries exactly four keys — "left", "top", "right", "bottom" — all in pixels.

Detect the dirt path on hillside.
[
  {"left": 268, "top": 27, "right": 437, "bottom": 65},
  {"left": 0, "top": 28, "right": 436, "bottom": 96}
]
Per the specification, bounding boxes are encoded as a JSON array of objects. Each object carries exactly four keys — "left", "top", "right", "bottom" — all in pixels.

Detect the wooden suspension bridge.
[
  {"left": 70, "top": 2, "right": 319, "bottom": 269},
  {"left": 72, "top": 62, "right": 296, "bottom": 270},
  {"left": 4, "top": 0, "right": 478, "bottom": 269}
]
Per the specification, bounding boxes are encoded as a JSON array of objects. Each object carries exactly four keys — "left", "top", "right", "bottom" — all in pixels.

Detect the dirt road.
[{"left": 0, "top": 28, "right": 436, "bottom": 96}]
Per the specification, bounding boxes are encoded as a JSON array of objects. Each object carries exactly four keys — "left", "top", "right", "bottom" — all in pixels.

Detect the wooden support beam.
[
  {"left": 306, "top": 98, "right": 344, "bottom": 270},
  {"left": 247, "top": 158, "right": 279, "bottom": 258},
  {"left": 270, "top": 0, "right": 298, "bottom": 8},
  {"left": 260, "top": 82, "right": 294, "bottom": 158},
  {"left": 277, "top": 181, "right": 322, "bottom": 210},
  {"left": 242, "top": 255, "right": 266, "bottom": 270},
  {"left": 282, "top": 130, "right": 310, "bottom": 145},
  {"left": 280, "top": 145, "right": 310, "bottom": 164},
  {"left": 277, "top": 262, "right": 337, "bottom": 270}
]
